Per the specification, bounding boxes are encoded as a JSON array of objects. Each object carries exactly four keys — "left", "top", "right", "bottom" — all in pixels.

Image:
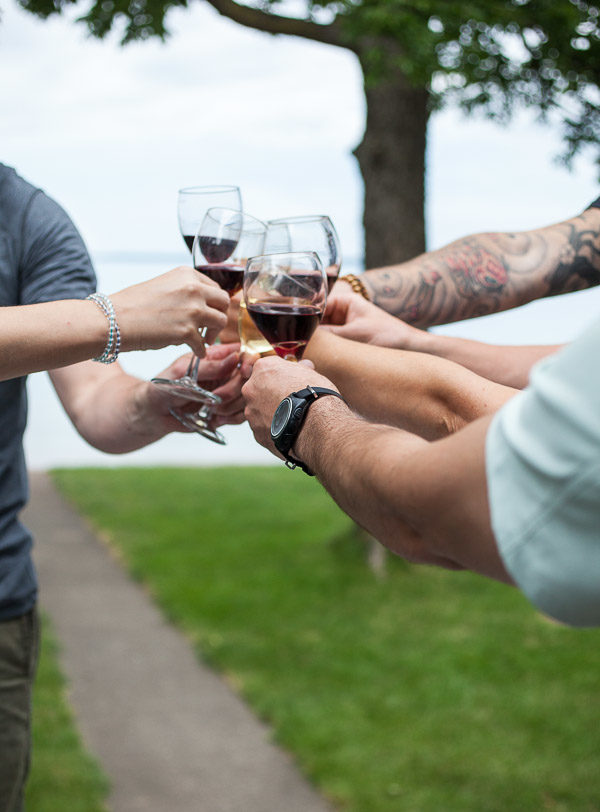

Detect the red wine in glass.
[
  {"left": 198, "top": 236, "right": 238, "bottom": 264},
  {"left": 185, "top": 235, "right": 238, "bottom": 257},
  {"left": 326, "top": 273, "right": 338, "bottom": 293},
  {"left": 247, "top": 302, "right": 322, "bottom": 360},
  {"left": 195, "top": 264, "right": 245, "bottom": 296}
]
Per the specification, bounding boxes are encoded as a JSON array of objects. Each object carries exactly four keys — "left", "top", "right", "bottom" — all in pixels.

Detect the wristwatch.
[{"left": 270, "top": 385, "right": 347, "bottom": 475}]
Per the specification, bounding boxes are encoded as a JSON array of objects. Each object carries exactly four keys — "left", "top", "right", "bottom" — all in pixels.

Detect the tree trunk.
[{"left": 354, "top": 63, "right": 430, "bottom": 268}]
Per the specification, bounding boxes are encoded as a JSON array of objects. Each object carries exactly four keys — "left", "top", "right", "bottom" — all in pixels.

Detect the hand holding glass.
[
  {"left": 152, "top": 185, "right": 242, "bottom": 403},
  {"left": 172, "top": 209, "right": 267, "bottom": 443}
]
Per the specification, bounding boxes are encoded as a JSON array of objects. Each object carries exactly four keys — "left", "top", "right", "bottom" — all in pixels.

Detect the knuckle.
[{"left": 185, "top": 280, "right": 200, "bottom": 297}]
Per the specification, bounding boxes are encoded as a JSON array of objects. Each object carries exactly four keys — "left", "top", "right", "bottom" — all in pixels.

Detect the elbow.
[
  {"left": 424, "top": 396, "right": 467, "bottom": 439},
  {"left": 378, "top": 521, "right": 465, "bottom": 570}
]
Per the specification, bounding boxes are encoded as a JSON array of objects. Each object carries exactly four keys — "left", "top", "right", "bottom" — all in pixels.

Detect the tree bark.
[{"left": 354, "top": 62, "right": 430, "bottom": 268}]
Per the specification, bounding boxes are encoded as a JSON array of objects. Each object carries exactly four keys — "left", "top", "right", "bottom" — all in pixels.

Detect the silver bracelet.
[{"left": 87, "top": 293, "right": 121, "bottom": 364}]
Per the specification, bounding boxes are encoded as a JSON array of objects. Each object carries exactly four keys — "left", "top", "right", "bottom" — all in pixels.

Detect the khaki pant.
[{"left": 0, "top": 609, "right": 40, "bottom": 812}]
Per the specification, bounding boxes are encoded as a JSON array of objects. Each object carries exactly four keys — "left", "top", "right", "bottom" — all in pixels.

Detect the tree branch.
[{"left": 201, "top": 0, "right": 348, "bottom": 49}]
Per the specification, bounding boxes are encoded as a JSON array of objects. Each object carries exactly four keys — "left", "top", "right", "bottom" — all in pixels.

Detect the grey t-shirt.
[{"left": 0, "top": 164, "right": 96, "bottom": 620}]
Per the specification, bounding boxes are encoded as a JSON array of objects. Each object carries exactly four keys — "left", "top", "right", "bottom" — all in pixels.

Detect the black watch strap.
[
  {"left": 293, "top": 386, "right": 345, "bottom": 402},
  {"left": 274, "top": 385, "right": 347, "bottom": 476}
]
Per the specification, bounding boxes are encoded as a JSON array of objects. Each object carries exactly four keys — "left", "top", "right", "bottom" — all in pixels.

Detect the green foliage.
[
  {"left": 52, "top": 466, "right": 600, "bottom": 811},
  {"left": 26, "top": 616, "right": 109, "bottom": 812},
  {"left": 16, "top": 0, "right": 600, "bottom": 169},
  {"left": 346, "top": 1, "right": 600, "bottom": 170}
]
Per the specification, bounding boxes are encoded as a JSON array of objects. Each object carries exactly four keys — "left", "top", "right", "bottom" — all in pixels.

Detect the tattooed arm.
[{"left": 349, "top": 206, "right": 600, "bottom": 326}]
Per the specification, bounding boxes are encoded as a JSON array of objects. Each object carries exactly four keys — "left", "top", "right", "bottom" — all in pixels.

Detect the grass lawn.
[
  {"left": 53, "top": 466, "right": 600, "bottom": 811},
  {"left": 25, "top": 615, "right": 109, "bottom": 812}
]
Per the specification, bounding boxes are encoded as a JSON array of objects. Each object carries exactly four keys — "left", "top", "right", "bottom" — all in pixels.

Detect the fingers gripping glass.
[
  {"left": 172, "top": 209, "right": 267, "bottom": 444},
  {"left": 243, "top": 252, "right": 327, "bottom": 362},
  {"left": 151, "top": 186, "right": 242, "bottom": 404}
]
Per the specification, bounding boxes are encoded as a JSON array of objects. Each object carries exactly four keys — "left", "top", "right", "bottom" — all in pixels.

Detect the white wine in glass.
[{"left": 238, "top": 300, "right": 276, "bottom": 358}]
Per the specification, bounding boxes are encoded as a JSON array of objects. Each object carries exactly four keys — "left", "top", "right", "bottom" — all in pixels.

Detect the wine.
[
  {"left": 247, "top": 302, "right": 321, "bottom": 360},
  {"left": 199, "top": 235, "right": 238, "bottom": 264},
  {"left": 326, "top": 262, "right": 340, "bottom": 293},
  {"left": 195, "top": 264, "right": 245, "bottom": 296},
  {"left": 183, "top": 234, "right": 195, "bottom": 252},
  {"left": 238, "top": 300, "right": 275, "bottom": 357}
]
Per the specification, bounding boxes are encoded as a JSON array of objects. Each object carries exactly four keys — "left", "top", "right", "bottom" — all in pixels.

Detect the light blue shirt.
[{"left": 486, "top": 316, "right": 600, "bottom": 627}]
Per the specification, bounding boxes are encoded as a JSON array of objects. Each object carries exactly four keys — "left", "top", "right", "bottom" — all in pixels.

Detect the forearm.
[
  {"left": 419, "top": 332, "right": 561, "bottom": 389},
  {"left": 292, "top": 399, "right": 448, "bottom": 563},
  {"left": 50, "top": 362, "right": 169, "bottom": 453},
  {"left": 305, "top": 330, "right": 515, "bottom": 438},
  {"left": 0, "top": 300, "right": 107, "bottom": 381},
  {"left": 361, "top": 208, "right": 600, "bottom": 326},
  {"left": 242, "top": 357, "right": 511, "bottom": 580},
  {"left": 292, "top": 399, "right": 509, "bottom": 579}
]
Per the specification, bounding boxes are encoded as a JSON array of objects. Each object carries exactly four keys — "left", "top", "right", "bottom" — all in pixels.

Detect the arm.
[
  {"left": 0, "top": 267, "right": 230, "bottom": 382},
  {"left": 49, "top": 344, "right": 243, "bottom": 454},
  {"left": 241, "top": 358, "right": 511, "bottom": 582},
  {"left": 337, "top": 206, "right": 600, "bottom": 326},
  {"left": 323, "top": 296, "right": 560, "bottom": 389},
  {"left": 304, "top": 329, "right": 516, "bottom": 439}
]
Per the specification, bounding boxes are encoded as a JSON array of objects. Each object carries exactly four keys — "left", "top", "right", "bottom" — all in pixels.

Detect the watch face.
[{"left": 271, "top": 397, "right": 293, "bottom": 439}]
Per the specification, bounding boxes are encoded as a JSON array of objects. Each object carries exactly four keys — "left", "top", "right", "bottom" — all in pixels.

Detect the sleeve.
[
  {"left": 19, "top": 189, "right": 96, "bottom": 305},
  {"left": 485, "top": 317, "right": 600, "bottom": 627},
  {"left": 586, "top": 196, "right": 600, "bottom": 209}
]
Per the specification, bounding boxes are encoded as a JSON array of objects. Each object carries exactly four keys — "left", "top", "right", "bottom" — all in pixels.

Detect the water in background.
[{"left": 24, "top": 253, "right": 600, "bottom": 470}]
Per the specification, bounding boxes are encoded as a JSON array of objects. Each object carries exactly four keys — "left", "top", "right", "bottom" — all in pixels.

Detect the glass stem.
[{"left": 185, "top": 327, "right": 208, "bottom": 380}]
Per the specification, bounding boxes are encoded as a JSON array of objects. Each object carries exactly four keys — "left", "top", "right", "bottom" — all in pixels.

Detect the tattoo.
[
  {"left": 544, "top": 222, "right": 600, "bottom": 296},
  {"left": 445, "top": 241, "right": 507, "bottom": 298},
  {"left": 370, "top": 238, "right": 509, "bottom": 325},
  {"left": 367, "top": 209, "right": 600, "bottom": 326}
]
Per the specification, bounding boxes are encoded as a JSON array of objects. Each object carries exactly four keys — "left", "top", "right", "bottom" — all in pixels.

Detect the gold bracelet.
[{"left": 337, "top": 274, "right": 371, "bottom": 301}]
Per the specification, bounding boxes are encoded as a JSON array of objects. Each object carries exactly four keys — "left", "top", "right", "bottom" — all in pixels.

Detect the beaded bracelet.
[
  {"left": 87, "top": 293, "right": 121, "bottom": 364},
  {"left": 337, "top": 274, "right": 371, "bottom": 301}
]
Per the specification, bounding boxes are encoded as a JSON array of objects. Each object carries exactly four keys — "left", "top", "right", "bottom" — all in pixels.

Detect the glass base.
[
  {"left": 151, "top": 376, "right": 222, "bottom": 405},
  {"left": 169, "top": 408, "right": 227, "bottom": 445}
]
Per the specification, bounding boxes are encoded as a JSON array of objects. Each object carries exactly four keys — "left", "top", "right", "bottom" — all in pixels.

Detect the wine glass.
[
  {"left": 177, "top": 185, "right": 241, "bottom": 252},
  {"left": 238, "top": 298, "right": 276, "bottom": 359},
  {"left": 152, "top": 185, "right": 242, "bottom": 403},
  {"left": 173, "top": 209, "right": 267, "bottom": 444},
  {"left": 243, "top": 252, "right": 327, "bottom": 362},
  {"left": 265, "top": 215, "right": 342, "bottom": 293}
]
